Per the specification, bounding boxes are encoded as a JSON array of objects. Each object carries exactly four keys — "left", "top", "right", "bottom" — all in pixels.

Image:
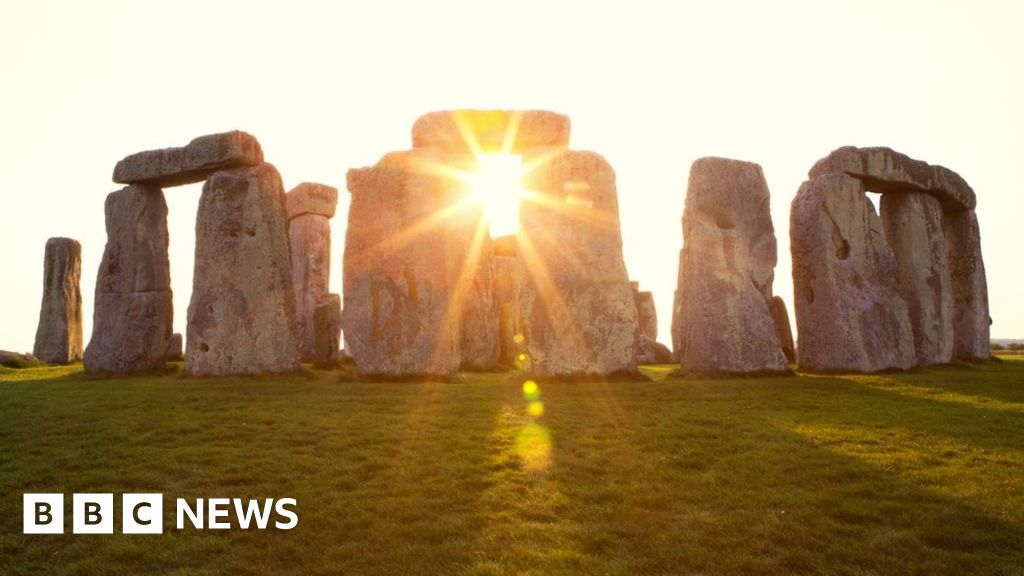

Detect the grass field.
[{"left": 1, "top": 358, "right": 1022, "bottom": 575}]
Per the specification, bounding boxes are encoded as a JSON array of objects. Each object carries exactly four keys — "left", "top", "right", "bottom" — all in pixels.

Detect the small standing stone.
[
  {"left": 287, "top": 183, "right": 338, "bottom": 362},
  {"left": 769, "top": 296, "right": 796, "bottom": 364},
  {"left": 33, "top": 238, "right": 83, "bottom": 364},
  {"left": 312, "top": 294, "right": 342, "bottom": 369},
  {"left": 165, "top": 333, "right": 183, "bottom": 361}
]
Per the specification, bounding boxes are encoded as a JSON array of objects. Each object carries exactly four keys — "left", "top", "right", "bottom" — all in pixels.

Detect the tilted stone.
[
  {"left": 84, "top": 185, "right": 173, "bottom": 373},
  {"left": 809, "top": 146, "right": 975, "bottom": 211},
  {"left": 413, "top": 110, "right": 570, "bottom": 154},
  {"left": 33, "top": 237, "right": 83, "bottom": 364},
  {"left": 881, "top": 192, "right": 954, "bottom": 365},
  {"left": 312, "top": 294, "right": 342, "bottom": 369},
  {"left": 769, "top": 296, "right": 795, "bottom": 364},
  {"left": 112, "top": 130, "right": 263, "bottom": 187},
  {"left": 944, "top": 209, "right": 990, "bottom": 360},
  {"left": 343, "top": 150, "right": 462, "bottom": 377},
  {"left": 790, "top": 173, "right": 916, "bottom": 372},
  {"left": 517, "top": 148, "right": 638, "bottom": 377},
  {"left": 186, "top": 163, "right": 300, "bottom": 376},
  {"left": 286, "top": 182, "right": 338, "bottom": 220},
  {"left": 676, "top": 157, "right": 789, "bottom": 374}
]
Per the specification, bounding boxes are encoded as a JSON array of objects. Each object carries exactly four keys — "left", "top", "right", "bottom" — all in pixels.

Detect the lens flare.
[
  {"left": 527, "top": 401, "right": 545, "bottom": 418},
  {"left": 522, "top": 379, "right": 539, "bottom": 399}
]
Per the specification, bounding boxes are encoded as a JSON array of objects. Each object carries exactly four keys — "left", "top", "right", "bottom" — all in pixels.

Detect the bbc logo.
[{"left": 24, "top": 493, "right": 163, "bottom": 534}]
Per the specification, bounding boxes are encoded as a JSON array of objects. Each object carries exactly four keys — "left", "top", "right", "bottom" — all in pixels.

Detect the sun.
[{"left": 470, "top": 153, "right": 524, "bottom": 238}]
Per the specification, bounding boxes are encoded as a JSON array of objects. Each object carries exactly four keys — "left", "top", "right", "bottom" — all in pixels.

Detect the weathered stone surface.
[
  {"left": 289, "top": 213, "right": 332, "bottom": 361},
  {"left": 637, "top": 335, "right": 672, "bottom": 365},
  {"left": 0, "top": 350, "right": 43, "bottom": 368},
  {"left": 186, "top": 163, "right": 300, "bottom": 376},
  {"left": 791, "top": 173, "right": 916, "bottom": 372},
  {"left": 343, "top": 150, "right": 462, "bottom": 377},
  {"left": 33, "top": 238, "right": 83, "bottom": 364},
  {"left": 769, "top": 296, "right": 795, "bottom": 364},
  {"left": 677, "top": 158, "right": 789, "bottom": 374},
  {"left": 413, "top": 110, "right": 570, "bottom": 154},
  {"left": 517, "top": 148, "right": 637, "bottom": 377},
  {"left": 84, "top": 186, "right": 173, "bottom": 373},
  {"left": 881, "top": 192, "right": 954, "bottom": 365},
  {"left": 166, "top": 333, "right": 183, "bottom": 361},
  {"left": 312, "top": 294, "right": 342, "bottom": 369},
  {"left": 113, "top": 131, "right": 263, "bottom": 187},
  {"left": 633, "top": 288, "right": 657, "bottom": 341},
  {"left": 286, "top": 182, "right": 338, "bottom": 220},
  {"left": 944, "top": 210, "right": 990, "bottom": 360},
  {"left": 809, "top": 146, "right": 975, "bottom": 211}
]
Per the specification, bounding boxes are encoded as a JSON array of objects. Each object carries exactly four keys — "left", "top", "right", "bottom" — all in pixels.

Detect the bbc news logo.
[{"left": 23, "top": 494, "right": 298, "bottom": 534}]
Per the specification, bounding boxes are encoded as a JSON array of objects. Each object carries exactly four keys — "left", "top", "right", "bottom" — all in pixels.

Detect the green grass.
[{"left": 1, "top": 358, "right": 1022, "bottom": 575}]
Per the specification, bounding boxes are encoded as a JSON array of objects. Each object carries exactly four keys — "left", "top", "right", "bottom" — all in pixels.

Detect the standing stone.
[
  {"left": 632, "top": 286, "right": 658, "bottom": 341},
  {"left": 84, "top": 185, "right": 173, "bottom": 373},
  {"left": 518, "top": 148, "right": 637, "bottom": 377},
  {"left": 33, "top": 238, "right": 83, "bottom": 364},
  {"left": 944, "top": 210, "right": 990, "bottom": 360},
  {"left": 343, "top": 150, "right": 461, "bottom": 377},
  {"left": 881, "top": 193, "right": 954, "bottom": 365},
  {"left": 769, "top": 296, "right": 796, "bottom": 364},
  {"left": 312, "top": 294, "right": 342, "bottom": 369},
  {"left": 676, "top": 158, "right": 789, "bottom": 374},
  {"left": 790, "top": 173, "right": 916, "bottom": 372},
  {"left": 165, "top": 333, "right": 183, "bottom": 361},
  {"left": 286, "top": 183, "right": 338, "bottom": 362},
  {"left": 186, "top": 163, "right": 300, "bottom": 376}
]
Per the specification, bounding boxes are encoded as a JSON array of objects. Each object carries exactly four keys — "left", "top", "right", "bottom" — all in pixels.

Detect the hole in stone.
[
  {"left": 836, "top": 239, "right": 850, "bottom": 260},
  {"left": 865, "top": 191, "right": 882, "bottom": 216},
  {"left": 806, "top": 287, "right": 815, "bottom": 304},
  {"left": 199, "top": 343, "right": 210, "bottom": 352}
]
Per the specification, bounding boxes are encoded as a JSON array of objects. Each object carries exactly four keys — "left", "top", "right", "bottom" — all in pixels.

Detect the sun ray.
[
  {"left": 431, "top": 206, "right": 491, "bottom": 367},
  {"left": 500, "top": 110, "right": 523, "bottom": 155},
  {"left": 515, "top": 229, "right": 588, "bottom": 355},
  {"left": 452, "top": 110, "right": 485, "bottom": 158}
]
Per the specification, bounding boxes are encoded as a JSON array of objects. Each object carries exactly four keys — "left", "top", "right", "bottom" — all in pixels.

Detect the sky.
[{"left": 1, "top": 0, "right": 1022, "bottom": 354}]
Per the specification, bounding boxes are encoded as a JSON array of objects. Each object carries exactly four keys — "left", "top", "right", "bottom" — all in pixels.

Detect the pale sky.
[{"left": 1, "top": 0, "right": 1022, "bottom": 354}]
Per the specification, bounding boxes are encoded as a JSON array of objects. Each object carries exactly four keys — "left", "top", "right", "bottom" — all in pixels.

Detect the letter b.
[
  {"left": 23, "top": 494, "right": 63, "bottom": 534},
  {"left": 73, "top": 494, "right": 113, "bottom": 534}
]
